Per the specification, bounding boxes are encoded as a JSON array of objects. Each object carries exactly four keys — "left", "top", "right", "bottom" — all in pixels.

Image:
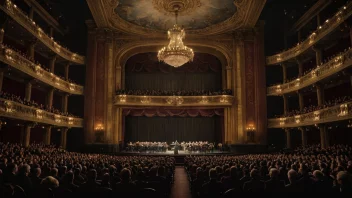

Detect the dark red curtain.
[
  {"left": 123, "top": 108, "right": 224, "bottom": 117},
  {"left": 125, "top": 53, "right": 221, "bottom": 73}
]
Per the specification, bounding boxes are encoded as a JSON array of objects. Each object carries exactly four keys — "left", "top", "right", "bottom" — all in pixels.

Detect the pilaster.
[
  {"left": 64, "top": 63, "right": 70, "bottom": 80},
  {"left": 0, "top": 28, "right": 4, "bottom": 44},
  {"left": 43, "top": 126, "right": 51, "bottom": 145},
  {"left": 316, "top": 83, "right": 325, "bottom": 106},
  {"left": 61, "top": 94, "right": 68, "bottom": 114},
  {"left": 46, "top": 88, "right": 54, "bottom": 108},
  {"left": 25, "top": 81, "right": 32, "bottom": 101},
  {"left": 285, "top": 128, "right": 291, "bottom": 149},
  {"left": 49, "top": 55, "right": 57, "bottom": 73},
  {"left": 60, "top": 128, "right": 68, "bottom": 149},
  {"left": 299, "top": 127, "right": 307, "bottom": 146},
  {"left": 0, "top": 70, "right": 4, "bottom": 92},
  {"left": 84, "top": 21, "right": 98, "bottom": 144}
]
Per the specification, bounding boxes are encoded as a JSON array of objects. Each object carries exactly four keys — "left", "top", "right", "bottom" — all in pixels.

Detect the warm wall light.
[
  {"left": 95, "top": 124, "right": 104, "bottom": 131},
  {"left": 246, "top": 124, "right": 255, "bottom": 143}
]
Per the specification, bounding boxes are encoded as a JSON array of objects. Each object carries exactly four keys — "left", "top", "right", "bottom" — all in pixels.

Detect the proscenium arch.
[{"left": 114, "top": 42, "right": 232, "bottom": 90}]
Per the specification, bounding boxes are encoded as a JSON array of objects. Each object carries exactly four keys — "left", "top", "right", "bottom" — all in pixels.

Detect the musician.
[{"left": 174, "top": 140, "right": 179, "bottom": 154}]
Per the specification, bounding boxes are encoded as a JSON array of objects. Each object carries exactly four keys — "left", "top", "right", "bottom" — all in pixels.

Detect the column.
[
  {"left": 43, "top": 126, "right": 51, "bottom": 145},
  {"left": 298, "top": 91, "right": 304, "bottom": 111},
  {"left": 21, "top": 125, "right": 31, "bottom": 147},
  {"left": 285, "top": 128, "right": 291, "bottom": 149},
  {"left": 27, "top": 40, "right": 37, "bottom": 61},
  {"left": 0, "top": 28, "right": 4, "bottom": 44},
  {"left": 49, "top": 27, "right": 54, "bottom": 38},
  {"left": 283, "top": 94, "right": 289, "bottom": 115},
  {"left": 0, "top": 70, "right": 3, "bottom": 92},
  {"left": 24, "top": 81, "right": 32, "bottom": 101},
  {"left": 299, "top": 127, "right": 307, "bottom": 146},
  {"left": 64, "top": 63, "right": 70, "bottom": 81},
  {"left": 46, "top": 88, "right": 54, "bottom": 108},
  {"left": 60, "top": 128, "right": 68, "bottom": 149},
  {"left": 319, "top": 124, "right": 329, "bottom": 148},
  {"left": 313, "top": 46, "right": 323, "bottom": 66},
  {"left": 298, "top": 29, "right": 302, "bottom": 42},
  {"left": 282, "top": 64, "right": 287, "bottom": 83},
  {"left": 296, "top": 58, "right": 303, "bottom": 77},
  {"left": 49, "top": 56, "right": 57, "bottom": 73},
  {"left": 316, "top": 83, "right": 325, "bottom": 106},
  {"left": 61, "top": 94, "right": 68, "bottom": 114},
  {"left": 29, "top": 7, "right": 34, "bottom": 20}
]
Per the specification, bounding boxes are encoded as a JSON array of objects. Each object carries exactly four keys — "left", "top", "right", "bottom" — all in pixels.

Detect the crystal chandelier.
[{"left": 157, "top": 6, "right": 194, "bottom": 67}]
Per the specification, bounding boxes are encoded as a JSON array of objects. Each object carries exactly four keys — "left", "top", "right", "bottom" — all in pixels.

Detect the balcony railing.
[
  {"left": 0, "top": 0, "right": 85, "bottom": 65},
  {"left": 114, "top": 95, "right": 235, "bottom": 107},
  {"left": 0, "top": 45, "right": 84, "bottom": 95},
  {"left": 268, "top": 101, "right": 352, "bottom": 128},
  {"left": 267, "top": 48, "right": 352, "bottom": 96},
  {"left": 0, "top": 98, "right": 83, "bottom": 127},
  {"left": 266, "top": 2, "right": 352, "bottom": 65}
]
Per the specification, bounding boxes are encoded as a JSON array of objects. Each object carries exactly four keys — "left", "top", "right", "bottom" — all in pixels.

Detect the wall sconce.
[
  {"left": 338, "top": 103, "right": 348, "bottom": 116},
  {"left": 246, "top": 124, "right": 255, "bottom": 143},
  {"left": 119, "top": 94, "right": 127, "bottom": 103},
  {"left": 95, "top": 123, "right": 104, "bottom": 131}
]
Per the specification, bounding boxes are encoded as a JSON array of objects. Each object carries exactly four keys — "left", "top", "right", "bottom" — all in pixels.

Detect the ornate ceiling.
[{"left": 86, "top": 0, "right": 267, "bottom": 36}]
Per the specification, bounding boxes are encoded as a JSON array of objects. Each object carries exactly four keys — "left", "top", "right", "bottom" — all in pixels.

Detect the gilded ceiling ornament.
[{"left": 152, "top": 0, "right": 201, "bottom": 16}]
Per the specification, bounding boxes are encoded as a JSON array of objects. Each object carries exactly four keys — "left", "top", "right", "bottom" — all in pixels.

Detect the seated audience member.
[
  {"left": 79, "top": 169, "right": 100, "bottom": 192},
  {"left": 334, "top": 171, "right": 352, "bottom": 193},
  {"left": 265, "top": 168, "right": 285, "bottom": 192},
  {"left": 243, "top": 169, "right": 265, "bottom": 192},
  {"left": 285, "top": 169, "right": 301, "bottom": 192},
  {"left": 114, "top": 168, "right": 136, "bottom": 196},
  {"left": 201, "top": 168, "right": 223, "bottom": 197}
]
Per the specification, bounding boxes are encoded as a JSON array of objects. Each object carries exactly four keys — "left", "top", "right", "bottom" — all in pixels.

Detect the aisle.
[{"left": 170, "top": 166, "right": 192, "bottom": 198}]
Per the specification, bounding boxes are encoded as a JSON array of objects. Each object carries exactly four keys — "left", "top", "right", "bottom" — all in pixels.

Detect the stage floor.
[{"left": 120, "top": 150, "right": 231, "bottom": 156}]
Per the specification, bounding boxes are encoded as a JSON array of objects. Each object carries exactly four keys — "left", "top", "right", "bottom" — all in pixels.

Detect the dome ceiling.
[
  {"left": 86, "top": 0, "right": 267, "bottom": 36},
  {"left": 114, "top": 0, "right": 237, "bottom": 31}
]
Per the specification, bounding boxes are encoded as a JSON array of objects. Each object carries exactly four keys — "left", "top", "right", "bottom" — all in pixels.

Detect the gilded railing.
[
  {"left": 266, "top": 2, "right": 352, "bottom": 65},
  {"left": 267, "top": 48, "right": 352, "bottom": 96},
  {"left": 114, "top": 95, "right": 234, "bottom": 107},
  {"left": 0, "top": 0, "right": 85, "bottom": 64},
  {"left": 0, "top": 98, "right": 83, "bottom": 127},
  {"left": 0, "top": 45, "right": 84, "bottom": 95},
  {"left": 268, "top": 102, "right": 352, "bottom": 128}
]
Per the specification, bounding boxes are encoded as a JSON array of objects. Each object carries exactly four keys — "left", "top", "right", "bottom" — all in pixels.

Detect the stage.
[{"left": 119, "top": 150, "right": 231, "bottom": 156}]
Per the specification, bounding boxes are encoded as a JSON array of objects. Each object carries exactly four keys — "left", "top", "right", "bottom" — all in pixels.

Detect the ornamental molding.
[{"left": 87, "top": 0, "right": 266, "bottom": 36}]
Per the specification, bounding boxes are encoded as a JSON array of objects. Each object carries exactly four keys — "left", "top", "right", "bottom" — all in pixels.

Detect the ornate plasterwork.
[
  {"left": 152, "top": 0, "right": 201, "bottom": 16},
  {"left": 87, "top": 0, "right": 266, "bottom": 36}
]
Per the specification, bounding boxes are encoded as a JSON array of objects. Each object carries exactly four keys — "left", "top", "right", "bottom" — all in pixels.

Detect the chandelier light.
[{"left": 157, "top": 6, "right": 194, "bottom": 67}]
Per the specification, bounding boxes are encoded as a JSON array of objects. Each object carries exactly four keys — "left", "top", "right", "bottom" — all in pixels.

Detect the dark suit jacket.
[
  {"left": 285, "top": 183, "right": 302, "bottom": 192},
  {"left": 265, "top": 178, "right": 285, "bottom": 192},
  {"left": 201, "top": 179, "right": 223, "bottom": 197},
  {"left": 243, "top": 179, "right": 265, "bottom": 192}
]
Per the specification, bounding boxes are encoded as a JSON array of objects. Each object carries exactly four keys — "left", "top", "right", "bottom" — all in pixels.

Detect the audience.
[
  {"left": 0, "top": 142, "right": 175, "bottom": 197},
  {"left": 0, "top": 91, "right": 78, "bottom": 117},
  {"left": 276, "top": 96, "right": 352, "bottom": 117},
  {"left": 186, "top": 144, "right": 352, "bottom": 196},
  {"left": 116, "top": 89, "right": 233, "bottom": 96}
]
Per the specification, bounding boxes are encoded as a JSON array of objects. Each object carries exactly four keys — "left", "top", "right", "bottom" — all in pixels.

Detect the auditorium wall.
[
  {"left": 125, "top": 116, "right": 223, "bottom": 143},
  {"left": 125, "top": 52, "right": 222, "bottom": 91}
]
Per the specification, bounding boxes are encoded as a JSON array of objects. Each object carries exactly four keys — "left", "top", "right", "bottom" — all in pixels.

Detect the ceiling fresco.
[{"left": 114, "top": 0, "right": 237, "bottom": 31}]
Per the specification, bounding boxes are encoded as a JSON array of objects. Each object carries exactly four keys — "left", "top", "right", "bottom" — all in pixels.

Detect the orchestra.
[{"left": 125, "top": 141, "right": 218, "bottom": 153}]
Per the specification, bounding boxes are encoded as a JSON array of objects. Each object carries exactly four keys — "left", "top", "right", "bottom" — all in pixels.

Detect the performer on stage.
[{"left": 174, "top": 140, "right": 179, "bottom": 154}]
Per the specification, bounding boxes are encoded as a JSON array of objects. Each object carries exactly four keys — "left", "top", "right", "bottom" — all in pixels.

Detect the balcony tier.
[
  {"left": 266, "top": 1, "right": 352, "bottom": 65},
  {"left": 0, "top": 45, "right": 84, "bottom": 95},
  {"left": 268, "top": 101, "right": 352, "bottom": 128},
  {"left": 267, "top": 48, "right": 352, "bottom": 96},
  {"left": 0, "top": 0, "right": 85, "bottom": 65},
  {"left": 0, "top": 98, "right": 83, "bottom": 127},
  {"left": 114, "top": 95, "right": 234, "bottom": 107}
]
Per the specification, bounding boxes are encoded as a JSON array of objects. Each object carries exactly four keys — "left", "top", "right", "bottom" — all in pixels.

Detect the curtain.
[
  {"left": 124, "top": 116, "right": 223, "bottom": 143},
  {"left": 125, "top": 52, "right": 222, "bottom": 91},
  {"left": 123, "top": 108, "right": 224, "bottom": 117}
]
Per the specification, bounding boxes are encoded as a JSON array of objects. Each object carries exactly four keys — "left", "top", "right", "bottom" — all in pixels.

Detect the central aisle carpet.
[{"left": 170, "top": 166, "right": 192, "bottom": 198}]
